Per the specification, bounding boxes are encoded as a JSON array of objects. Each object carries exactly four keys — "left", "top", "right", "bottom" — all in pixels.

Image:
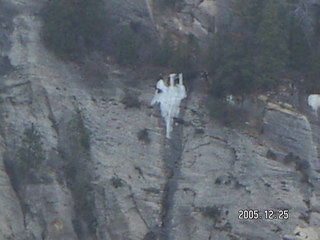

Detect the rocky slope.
[{"left": 0, "top": 0, "right": 320, "bottom": 239}]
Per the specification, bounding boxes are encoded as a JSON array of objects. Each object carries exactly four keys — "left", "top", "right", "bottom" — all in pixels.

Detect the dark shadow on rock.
[{"left": 0, "top": 56, "right": 14, "bottom": 76}]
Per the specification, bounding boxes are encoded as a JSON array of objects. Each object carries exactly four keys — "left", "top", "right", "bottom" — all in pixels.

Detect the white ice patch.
[
  {"left": 226, "top": 95, "right": 235, "bottom": 105},
  {"left": 151, "top": 73, "right": 187, "bottom": 138},
  {"left": 308, "top": 94, "right": 320, "bottom": 116}
]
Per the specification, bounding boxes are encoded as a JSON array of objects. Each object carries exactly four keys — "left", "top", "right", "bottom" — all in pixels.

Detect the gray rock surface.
[{"left": 0, "top": 0, "right": 319, "bottom": 240}]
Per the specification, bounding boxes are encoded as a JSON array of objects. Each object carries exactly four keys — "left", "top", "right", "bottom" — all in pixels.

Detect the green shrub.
[
  {"left": 206, "top": 97, "right": 246, "bottom": 126},
  {"left": 121, "top": 91, "right": 141, "bottom": 109},
  {"left": 153, "top": 34, "right": 175, "bottom": 67},
  {"left": 254, "top": 0, "right": 289, "bottom": 90},
  {"left": 17, "top": 125, "right": 45, "bottom": 171},
  {"left": 205, "top": 0, "right": 290, "bottom": 96},
  {"left": 112, "top": 25, "right": 139, "bottom": 64},
  {"left": 156, "top": 0, "right": 183, "bottom": 10},
  {"left": 283, "top": 152, "right": 310, "bottom": 184},
  {"left": 41, "top": 0, "right": 107, "bottom": 60},
  {"left": 314, "top": 5, "right": 320, "bottom": 40},
  {"left": 143, "top": 231, "right": 157, "bottom": 240},
  {"left": 283, "top": 152, "right": 310, "bottom": 172},
  {"left": 199, "top": 206, "right": 222, "bottom": 222},
  {"left": 104, "top": 20, "right": 159, "bottom": 65},
  {"left": 266, "top": 149, "right": 277, "bottom": 160},
  {"left": 64, "top": 110, "right": 96, "bottom": 235},
  {"left": 4, "top": 125, "right": 45, "bottom": 192},
  {"left": 111, "top": 177, "right": 124, "bottom": 188},
  {"left": 137, "top": 128, "right": 151, "bottom": 144},
  {"left": 287, "top": 16, "right": 310, "bottom": 71},
  {"left": 68, "top": 110, "right": 90, "bottom": 150},
  {"left": 283, "top": 152, "right": 301, "bottom": 166},
  {"left": 170, "top": 40, "right": 198, "bottom": 72},
  {"left": 205, "top": 34, "right": 255, "bottom": 97},
  {"left": 154, "top": 34, "right": 199, "bottom": 72},
  {"left": 305, "top": 46, "right": 320, "bottom": 93}
]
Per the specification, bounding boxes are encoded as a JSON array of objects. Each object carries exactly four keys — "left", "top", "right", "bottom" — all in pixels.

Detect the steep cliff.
[{"left": 0, "top": 0, "right": 320, "bottom": 240}]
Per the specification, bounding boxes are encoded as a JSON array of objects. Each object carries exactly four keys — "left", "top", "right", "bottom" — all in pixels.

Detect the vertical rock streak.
[{"left": 160, "top": 133, "right": 183, "bottom": 240}]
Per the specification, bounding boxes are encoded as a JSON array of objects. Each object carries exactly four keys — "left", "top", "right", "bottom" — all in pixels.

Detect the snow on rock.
[
  {"left": 308, "top": 94, "right": 320, "bottom": 116},
  {"left": 293, "top": 226, "right": 319, "bottom": 240},
  {"left": 226, "top": 95, "right": 235, "bottom": 105},
  {"left": 151, "top": 73, "right": 187, "bottom": 138}
]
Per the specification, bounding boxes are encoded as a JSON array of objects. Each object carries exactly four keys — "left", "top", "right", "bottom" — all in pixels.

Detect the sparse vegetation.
[
  {"left": 40, "top": 0, "right": 320, "bottom": 129},
  {"left": 199, "top": 206, "right": 222, "bottom": 223},
  {"left": 111, "top": 24, "right": 139, "bottom": 64},
  {"left": 194, "top": 128, "right": 205, "bottom": 135},
  {"left": 137, "top": 128, "right": 151, "bottom": 144},
  {"left": 4, "top": 125, "right": 45, "bottom": 191},
  {"left": 206, "top": 97, "right": 247, "bottom": 126},
  {"left": 17, "top": 125, "right": 45, "bottom": 172},
  {"left": 63, "top": 110, "right": 96, "bottom": 236},
  {"left": 287, "top": 16, "right": 310, "bottom": 71},
  {"left": 41, "top": 0, "right": 157, "bottom": 65},
  {"left": 154, "top": 34, "right": 199, "bottom": 72},
  {"left": 111, "top": 176, "right": 124, "bottom": 188},
  {"left": 143, "top": 231, "right": 158, "bottom": 240},
  {"left": 283, "top": 152, "right": 301, "bottom": 166},
  {"left": 299, "top": 213, "right": 310, "bottom": 224},
  {"left": 266, "top": 149, "right": 277, "bottom": 160},
  {"left": 3, "top": 124, "right": 46, "bottom": 219},
  {"left": 204, "top": 0, "right": 320, "bottom": 126},
  {"left": 206, "top": 0, "right": 290, "bottom": 97},
  {"left": 305, "top": 46, "right": 320, "bottom": 93},
  {"left": 0, "top": 56, "right": 14, "bottom": 76},
  {"left": 156, "top": 0, "right": 183, "bottom": 10},
  {"left": 121, "top": 91, "right": 141, "bottom": 109},
  {"left": 68, "top": 110, "right": 90, "bottom": 150},
  {"left": 283, "top": 152, "right": 310, "bottom": 184},
  {"left": 254, "top": 0, "right": 289, "bottom": 90},
  {"left": 41, "top": 0, "right": 108, "bottom": 60}
]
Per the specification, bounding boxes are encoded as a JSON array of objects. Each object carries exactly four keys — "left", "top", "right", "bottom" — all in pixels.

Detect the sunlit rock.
[{"left": 293, "top": 226, "right": 318, "bottom": 240}]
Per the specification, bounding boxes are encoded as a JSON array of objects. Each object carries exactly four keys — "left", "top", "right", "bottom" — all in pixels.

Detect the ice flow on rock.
[
  {"left": 151, "top": 73, "right": 187, "bottom": 139},
  {"left": 308, "top": 94, "right": 320, "bottom": 117}
]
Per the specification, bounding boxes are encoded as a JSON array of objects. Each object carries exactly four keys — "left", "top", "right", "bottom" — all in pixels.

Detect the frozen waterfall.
[
  {"left": 308, "top": 94, "right": 320, "bottom": 117},
  {"left": 151, "top": 73, "right": 187, "bottom": 138}
]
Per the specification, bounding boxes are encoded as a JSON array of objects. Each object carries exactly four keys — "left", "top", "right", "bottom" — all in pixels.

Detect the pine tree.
[
  {"left": 254, "top": 0, "right": 289, "bottom": 90},
  {"left": 215, "top": 38, "right": 254, "bottom": 96},
  {"left": 288, "top": 16, "right": 310, "bottom": 70},
  {"left": 18, "top": 125, "right": 44, "bottom": 170},
  {"left": 42, "top": 0, "right": 107, "bottom": 60},
  {"left": 205, "top": 30, "right": 255, "bottom": 97},
  {"left": 305, "top": 46, "right": 320, "bottom": 93},
  {"left": 154, "top": 34, "right": 175, "bottom": 67},
  {"left": 232, "top": 0, "right": 264, "bottom": 33}
]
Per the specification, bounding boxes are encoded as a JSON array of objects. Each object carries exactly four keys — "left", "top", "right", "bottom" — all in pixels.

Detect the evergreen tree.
[
  {"left": 42, "top": 0, "right": 107, "bottom": 60},
  {"left": 314, "top": 5, "right": 320, "bottom": 42},
  {"left": 232, "top": 0, "right": 264, "bottom": 34},
  {"left": 288, "top": 16, "right": 310, "bottom": 70},
  {"left": 305, "top": 46, "right": 320, "bottom": 93},
  {"left": 206, "top": 0, "right": 290, "bottom": 97},
  {"left": 254, "top": 0, "right": 289, "bottom": 90},
  {"left": 207, "top": 33, "right": 255, "bottom": 97},
  {"left": 18, "top": 125, "right": 45, "bottom": 171},
  {"left": 169, "top": 36, "right": 199, "bottom": 72},
  {"left": 154, "top": 33, "right": 199, "bottom": 71},
  {"left": 113, "top": 25, "right": 139, "bottom": 64},
  {"left": 154, "top": 34, "right": 174, "bottom": 67}
]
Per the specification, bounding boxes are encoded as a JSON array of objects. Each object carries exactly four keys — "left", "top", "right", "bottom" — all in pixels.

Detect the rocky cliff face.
[{"left": 0, "top": 0, "right": 320, "bottom": 240}]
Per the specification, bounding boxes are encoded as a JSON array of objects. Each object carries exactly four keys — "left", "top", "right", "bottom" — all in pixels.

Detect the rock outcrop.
[{"left": 0, "top": 0, "right": 319, "bottom": 239}]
